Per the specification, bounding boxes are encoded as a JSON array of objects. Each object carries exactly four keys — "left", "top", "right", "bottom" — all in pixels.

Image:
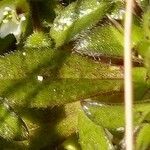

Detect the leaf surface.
[
  {"left": 78, "top": 110, "right": 114, "bottom": 150},
  {"left": 0, "top": 99, "right": 28, "bottom": 140}
]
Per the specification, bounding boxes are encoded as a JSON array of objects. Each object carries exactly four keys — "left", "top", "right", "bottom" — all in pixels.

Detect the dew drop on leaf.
[
  {"left": 37, "top": 75, "right": 43, "bottom": 82},
  {"left": 22, "top": 52, "right": 26, "bottom": 56}
]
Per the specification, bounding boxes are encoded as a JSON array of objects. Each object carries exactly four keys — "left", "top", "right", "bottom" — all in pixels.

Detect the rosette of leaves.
[{"left": 0, "top": 0, "right": 150, "bottom": 149}]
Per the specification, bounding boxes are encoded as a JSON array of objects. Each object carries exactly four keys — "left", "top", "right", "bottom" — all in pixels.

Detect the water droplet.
[
  {"left": 82, "top": 104, "right": 91, "bottom": 115},
  {"left": 19, "top": 14, "right": 26, "bottom": 21},
  {"left": 37, "top": 76, "right": 43, "bottom": 82},
  {"left": 4, "top": 130, "right": 8, "bottom": 136},
  {"left": 79, "top": 9, "right": 93, "bottom": 18},
  {"left": 97, "top": 1, "right": 100, "bottom": 5},
  {"left": 3, "top": 102, "right": 10, "bottom": 109},
  {"left": 22, "top": 52, "right": 26, "bottom": 56},
  {"left": 109, "top": 9, "right": 125, "bottom": 20},
  {"left": 138, "top": 54, "right": 143, "bottom": 59},
  {"left": 8, "top": 14, "right": 12, "bottom": 19},
  {"left": 0, "top": 74, "right": 3, "bottom": 78},
  {"left": 8, "top": 73, "right": 11, "bottom": 77},
  {"left": 59, "top": 17, "right": 73, "bottom": 26}
]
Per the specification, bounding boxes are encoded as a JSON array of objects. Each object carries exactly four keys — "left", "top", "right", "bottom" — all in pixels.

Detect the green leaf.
[
  {"left": 135, "top": 123, "right": 150, "bottom": 150},
  {"left": 0, "top": 99, "right": 28, "bottom": 140},
  {"left": 74, "top": 24, "right": 142, "bottom": 65},
  {"left": 140, "top": 0, "right": 150, "bottom": 10},
  {"left": 136, "top": 40, "right": 150, "bottom": 57},
  {"left": 0, "top": 47, "right": 147, "bottom": 108},
  {"left": 107, "top": 0, "right": 124, "bottom": 20},
  {"left": 81, "top": 100, "right": 150, "bottom": 131},
  {"left": 137, "top": 8, "right": 150, "bottom": 71},
  {"left": 132, "top": 67, "right": 150, "bottom": 100},
  {"left": 18, "top": 102, "right": 80, "bottom": 149},
  {"left": 143, "top": 7, "right": 150, "bottom": 41},
  {"left": 0, "top": 48, "right": 54, "bottom": 80},
  {"left": 135, "top": 41, "right": 150, "bottom": 77},
  {"left": 0, "top": 47, "right": 123, "bottom": 107},
  {"left": 50, "top": 0, "right": 115, "bottom": 47},
  {"left": 131, "top": 16, "right": 144, "bottom": 45},
  {"left": 78, "top": 110, "right": 114, "bottom": 150},
  {"left": 0, "top": 101, "right": 80, "bottom": 149},
  {"left": 0, "top": 47, "right": 123, "bottom": 80},
  {"left": 75, "top": 24, "right": 124, "bottom": 58},
  {"left": 0, "top": 79, "right": 123, "bottom": 108}
]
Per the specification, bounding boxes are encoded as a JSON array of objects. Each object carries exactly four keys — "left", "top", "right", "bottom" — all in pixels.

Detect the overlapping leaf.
[
  {"left": 81, "top": 100, "right": 150, "bottom": 131},
  {"left": 50, "top": 0, "right": 117, "bottom": 47},
  {"left": 78, "top": 110, "right": 114, "bottom": 150},
  {"left": 0, "top": 99, "right": 28, "bottom": 141}
]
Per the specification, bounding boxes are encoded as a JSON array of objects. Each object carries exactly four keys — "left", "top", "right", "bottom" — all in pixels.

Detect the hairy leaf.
[
  {"left": 74, "top": 24, "right": 124, "bottom": 59},
  {"left": 74, "top": 24, "right": 142, "bottom": 65},
  {"left": 50, "top": 0, "right": 116, "bottom": 47},
  {"left": 0, "top": 79, "right": 123, "bottom": 108},
  {"left": 0, "top": 46, "right": 124, "bottom": 107},
  {"left": 24, "top": 32, "right": 52, "bottom": 49}
]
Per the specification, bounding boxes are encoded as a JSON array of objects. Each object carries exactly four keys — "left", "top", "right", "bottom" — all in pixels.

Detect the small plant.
[{"left": 0, "top": 0, "right": 150, "bottom": 149}]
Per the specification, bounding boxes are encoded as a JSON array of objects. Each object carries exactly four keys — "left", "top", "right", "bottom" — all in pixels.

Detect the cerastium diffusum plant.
[{"left": 0, "top": 0, "right": 150, "bottom": 149}]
